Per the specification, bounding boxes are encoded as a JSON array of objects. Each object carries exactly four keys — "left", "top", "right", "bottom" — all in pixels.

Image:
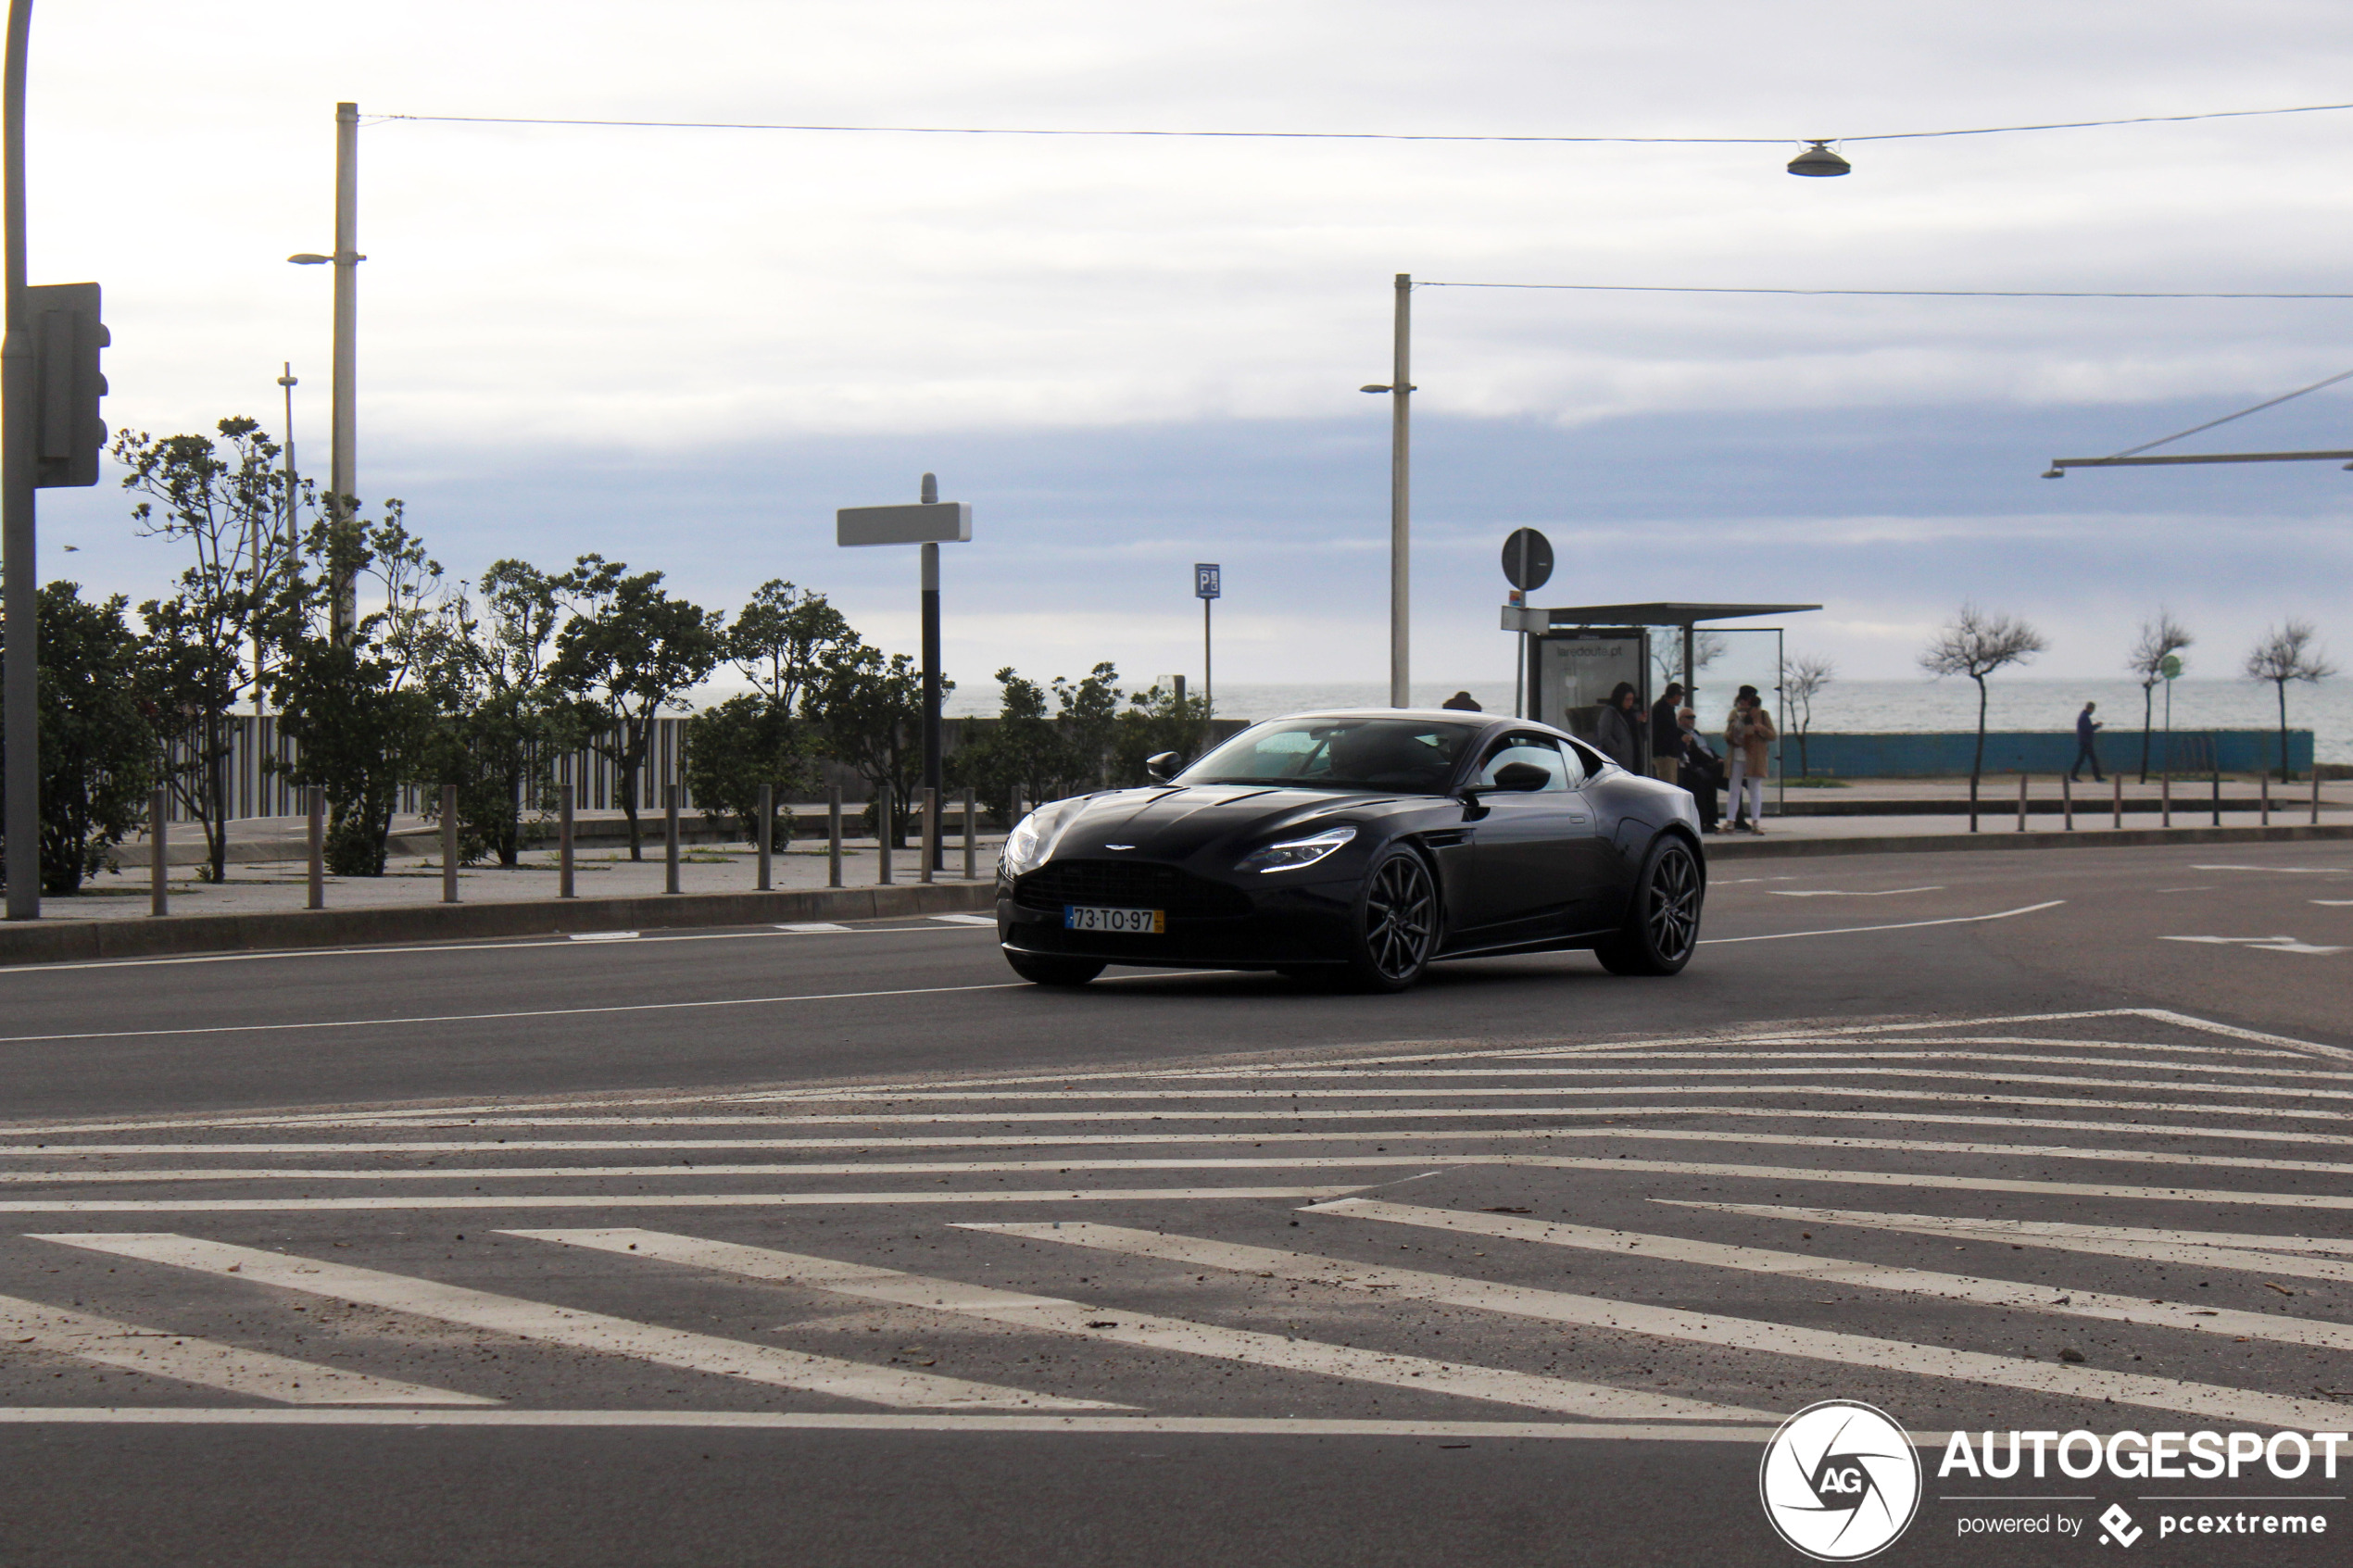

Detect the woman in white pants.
[{"left": 1724, "top": 687, "right": 1775, "bottom": 832}]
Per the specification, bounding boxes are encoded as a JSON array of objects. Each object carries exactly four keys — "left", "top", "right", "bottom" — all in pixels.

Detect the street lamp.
[
  {"left": 1787, "top": 141, "right": 1852, "bottom": 177},
  {"left": 286, "top": 101, "right": 362, "bottom": 640},
  {"left": 1361, "top": 273, "right": 1416, "bottom": 708}
]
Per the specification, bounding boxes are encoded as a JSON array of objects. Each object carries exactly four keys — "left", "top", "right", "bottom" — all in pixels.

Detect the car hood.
[{"left": 1035, "top": 785, "right": 1407, "bottom": 864}]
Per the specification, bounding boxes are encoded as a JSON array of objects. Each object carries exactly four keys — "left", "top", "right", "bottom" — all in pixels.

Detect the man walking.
[
  {"left": 1648, "top": 683, "right": 1683, "bottom": 786},
  {"left": 2070, "top": 700, "right": 2104, "bottom": 783}
]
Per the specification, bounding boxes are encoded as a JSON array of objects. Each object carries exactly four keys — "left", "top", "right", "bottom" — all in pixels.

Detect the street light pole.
[
  {"left": 1389, "top": 271, "right": 1411, "bottom": 708},
  {"left": 1, "top": 0, "right": 35, "bottom": 921},
  {"left": 920, "top": 473, "right": 942, "bottom": 872},
  {"left": 329, "top": 101, "right": 359, "bottom": 639}
]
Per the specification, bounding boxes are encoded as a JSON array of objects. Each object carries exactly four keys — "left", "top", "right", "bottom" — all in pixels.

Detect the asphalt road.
[{"left": 0, "top": 838, "right": 2348, "bottom": 1567}]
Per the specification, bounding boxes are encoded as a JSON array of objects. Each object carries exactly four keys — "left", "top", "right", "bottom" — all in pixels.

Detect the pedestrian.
[
  {"left": 1648, "top": 682, "right": 1684, "bottom": 786},
  {"left": 1725, "top": 685, "right": 1776, "bottom": 832},
  {"left": 2070, "top": 700, "right": 2104, "bottom": 783},
  {"left": 1441, "top": 691, "right": 1482, "bottom": 712},
  {"left": 1593, "top": 681, "right": 1642, "bottom": 770},
  {"left": 1677, "top": 707, "right": 1726, "bottom": 831}
]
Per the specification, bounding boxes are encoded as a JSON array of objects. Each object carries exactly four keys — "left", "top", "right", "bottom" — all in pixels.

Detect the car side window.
[
  {"left": 1476, "top": 735, "right": 1572, "bottom": 793},
  {"left": 1556, "top": 736, "right": 1600, "bottom": 784}
]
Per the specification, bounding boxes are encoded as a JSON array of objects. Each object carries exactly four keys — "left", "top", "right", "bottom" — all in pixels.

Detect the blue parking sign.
[{"left": 1195, "top": 563, "right": 1221, "bottom": 600}]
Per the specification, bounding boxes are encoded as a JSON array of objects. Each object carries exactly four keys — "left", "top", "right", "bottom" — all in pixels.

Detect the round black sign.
[{"left": 1501, "top": 528, "right": 1554, "bottom": 592}]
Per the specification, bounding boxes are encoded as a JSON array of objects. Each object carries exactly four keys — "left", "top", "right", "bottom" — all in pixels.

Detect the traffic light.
[{"left": 27, "top": 282, "right": 107, "bottom": 488}]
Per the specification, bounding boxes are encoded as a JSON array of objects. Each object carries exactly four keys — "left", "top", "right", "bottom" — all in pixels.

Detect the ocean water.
[{"left": 1012, "top": 679, "right": 2353, "bottom": 763}]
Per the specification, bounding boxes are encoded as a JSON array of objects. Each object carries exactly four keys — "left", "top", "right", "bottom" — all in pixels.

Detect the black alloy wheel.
[
  {"left": 1003, "top": 950, "right": 1107, "bottom": 986},
  {"left": 1596, "top": 835, "right": 1703, "bottom": 976},
  {"left": 1346, "top": 847, "right": 1440, "bottom": 992}
]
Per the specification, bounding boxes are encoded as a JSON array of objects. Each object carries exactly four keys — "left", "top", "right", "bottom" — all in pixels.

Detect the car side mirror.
[
  {"left": 1144, "top": 750, "right": 1181, "bottom": 783},
  {"left": 1489, "top": 761, "right": 1551, "bottom": 792}
]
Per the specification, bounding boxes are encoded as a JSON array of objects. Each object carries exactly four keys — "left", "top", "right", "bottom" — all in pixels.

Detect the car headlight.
[
  {"left": 1000, "top": 812, "right": 1051, "bottom": 876},
  {"left": 1236, "top": 824, "right": 1357, "bottom": 874}
]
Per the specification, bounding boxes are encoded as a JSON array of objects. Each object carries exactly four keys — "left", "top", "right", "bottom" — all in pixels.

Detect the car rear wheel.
[
  {"left": 1345, "top": 847, "right": 1440, "bottom": 992},
  {"left": 1003, "top": 950, "right": 1106, "bottom": 986},
  {"left": 1595, "top": 835, "right": 1703, "bottom": 976}
]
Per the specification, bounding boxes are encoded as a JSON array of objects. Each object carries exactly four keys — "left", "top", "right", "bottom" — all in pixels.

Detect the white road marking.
[
  {"left": 2194, "top": 865, "right": 2353, "bottom": 875},
  {"left": 1314, "top": 1199, "right": 2353, "bottom": 1356},
  {"left": 0, "top": 1406, "right": 1785, "bottom": 1439},
  {"left": 1769, "top": 887, "right": 1944, "bottom": 898},
  {"left": 2314, "top": 900, "right": 2353, "bottom": 908},
  {"left": 977, "top": 1223, "right": 2353, "bottom": 1431},
  {"left": 2161, "top": 935, "right": 2348, "bottom": 956},
  {"left": 1667, "top": 1204, "right": 2353, "bottom": 1282},
  {"left": 0, "top": 981, "right": 1031, "bottom": 1047},
  {"left": 1701, "top": 900, "right": 2064, "bottom": 944},
  {"left": 0, "top": 1185, "right": 1365, "bottom": 1214},
  {"left": 929, "top": 914, "right": 999, "bottom": 926},
  {"left": 0, "top": 1293, "right": 496, "bottom": 1405},
  {"left": 565, "top": 931, "right": 640, "bottom": 943},
  {"left": 514, "top": 1227, "right": 1771, "bottom": 1424},
  {"left": 776, "top": 922, "right": 851, "bottom": 934},
  {"left": 33, "top": 1235, "right": 1115, "bottom": 1411}
]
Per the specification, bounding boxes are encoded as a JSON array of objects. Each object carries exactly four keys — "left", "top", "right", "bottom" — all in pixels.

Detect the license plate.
[{"left": 1063, "top": 905, "right": 1164, "bottom": 934}]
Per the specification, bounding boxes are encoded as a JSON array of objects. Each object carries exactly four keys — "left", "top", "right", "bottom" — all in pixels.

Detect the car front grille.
[{"left": 1015, "top": 859, "right": 1252, "bottom": 919}]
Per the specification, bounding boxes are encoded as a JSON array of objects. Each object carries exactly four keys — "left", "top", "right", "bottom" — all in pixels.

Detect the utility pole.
[
  {"left": 1389, "top": 272, "right": 1411, "bottom": 708},
  {"left": 919, "top": 472, "right": 942, "bottom": 871},
  {"left": 0, "top": 0, "right": 31, "bottom": 920},
  {"left": 330, "top": 102, "right": 359, "bottom": 638}
]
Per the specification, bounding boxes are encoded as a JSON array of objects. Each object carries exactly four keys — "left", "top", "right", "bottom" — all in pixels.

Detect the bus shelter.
[{"left": 1501, "top": 600, "right": 1819, "bottom": 812}]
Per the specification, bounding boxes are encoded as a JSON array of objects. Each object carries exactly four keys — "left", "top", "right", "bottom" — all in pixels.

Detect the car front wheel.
[
  {"left": 1595, "top": 835, "right": 1703, "bottom": 976},
  {"left": 1345, "top": 847, "right": 1440, "bottom": 992}
]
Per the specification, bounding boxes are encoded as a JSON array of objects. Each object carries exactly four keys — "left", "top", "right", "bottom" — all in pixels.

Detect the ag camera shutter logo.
[{"left": 1759, "top": 1399, "right": 1922, "bottom": 1561}]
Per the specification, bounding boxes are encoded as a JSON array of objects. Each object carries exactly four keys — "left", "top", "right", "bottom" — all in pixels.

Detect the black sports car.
[{"left": 995, "top": 709, "right": 1705, "bottom": 991}]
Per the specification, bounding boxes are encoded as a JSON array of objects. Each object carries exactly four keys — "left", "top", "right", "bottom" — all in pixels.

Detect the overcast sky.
[{"left": 27, "top": 0, "right": 2353, "bottom": 696}]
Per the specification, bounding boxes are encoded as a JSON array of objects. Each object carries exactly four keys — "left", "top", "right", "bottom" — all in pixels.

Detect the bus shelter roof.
[{"left": 1535, "top": 602, "right": 1821, "bottom": 629}]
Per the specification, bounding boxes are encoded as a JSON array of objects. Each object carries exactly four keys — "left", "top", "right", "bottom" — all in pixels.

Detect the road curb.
[
  {"left": 1706, "top": 822, "right": 2353, "bottom": 860},
  {"left": 0, "top": 881, "right": 999, "bottom": 966}
]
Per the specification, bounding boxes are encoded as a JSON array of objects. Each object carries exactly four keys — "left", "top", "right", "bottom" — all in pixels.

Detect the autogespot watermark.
[{"left": 1760, "top": 1400, "right": 1924, "bottom": 1562}]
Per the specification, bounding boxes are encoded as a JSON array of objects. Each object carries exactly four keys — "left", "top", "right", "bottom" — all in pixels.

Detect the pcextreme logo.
[{"left": 1759, "top": 1400, "right": 1923, "bottom": 1562}]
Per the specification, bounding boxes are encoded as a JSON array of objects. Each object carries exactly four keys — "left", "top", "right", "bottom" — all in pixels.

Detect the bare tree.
[
  {"left": 1781, "top": 654, "right": 1835, "bottom": 777},
  {"left": 2244, "top": 621, "right": 2335, "bottom": 783},
  {"left": 2126, "top": 610, "right": 2194, "bottom": 783},
  {"left": 1919, "top": 606, "right": 2047, "bottom": 823}
]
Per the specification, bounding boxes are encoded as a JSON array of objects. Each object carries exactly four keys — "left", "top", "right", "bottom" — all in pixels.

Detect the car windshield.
[{"left": 1175, "top": 718, "right": 1479, "bottom": 794}]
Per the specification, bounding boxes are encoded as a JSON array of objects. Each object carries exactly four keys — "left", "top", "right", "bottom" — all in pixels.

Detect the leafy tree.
[
  {"left": 808, "top": 639, "right": 949, "bottom": 847},
  {"left": 0, "top": 583, "right": 156, "bottom": 894},
  {"left": 2244, "top": 621, "right": 2335, "bottom": 783},
  {"left": 685, "top": 694, "right": 816, "bottom": 843},
  {"left": 947, "top": 668, "right": 1066, "bottom": 820},
  {"left": 265, "top": 508, "right": 447, "bottom": 875},
  {"left": 416, "top": 560, "right": 580, "bottom": 866},
  {"left": 1111, "top": 680, "right": 1210, "bottom": 786},
  {"left": 547, "top": 557, "right": 724, "bottom": 859},
  {"left": 1919, "top": 606, "right": 2046, "bottom": 820},
  {"left": 114, "top": 416, "right": 303, "bottom": 881},
  {"left": 2127, "top": 610, "right": 2195, "bottom": 784},
  {"left": 727, "top": 580, "right": 858, "bottom": 709},
  {"left": 1051, "top": 662, "right": 1123, "bottom": 790},
  {"left": 1780, "top": 654, "right": 1834, "bottom": 777}
]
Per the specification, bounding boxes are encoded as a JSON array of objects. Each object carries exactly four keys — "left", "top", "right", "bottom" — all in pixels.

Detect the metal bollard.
[
  {"left": 827, "top": 785, "right": 842, "bottom": 888},
  {"left": 149, "top": 787, "right": 169, "bottom": 917},
  {"left": 441, "top": 784, "right": 459, "bottom": 903},
  {"left": 559, "top": 780, "right": 576, "bottom": 898},
  {"left": 2111, "top": 773, "right": 2121, "bottom": 830},
  {"left": 2211, "top": 773, "right": 2221, "bottom": 828},
  {"left": 665, "top": 783, "right": 681, "bottom": 895},
  {"left": 307, "top": 787, "right": 326, "bottom": 909},
  {"left": 2016, "top": 773, "right": 2027, "bottom": 833},
  {"left": 757, "top": 784, "right": 774, "bottom": 892},
  {"left": 2261, "top": 772, "right": 2271, "bottom": 826},
  {"left": 2061, "top": 772, "right": 2072, "bottom": 832},
  {"left": 963, "top": 787, "right": 977, "bottom": 881},
  {"left": 2315, "top": 769, "right": 2325, "bottom": 827},
  {"left": 920, "top": 787, "right": 938, "bottom": 884},
  {"left": 877, "top": 788, "right": 894, "bottom": 884},
  {"left": 2162, "top": 775, "right": 2171, "bottom": 828}
]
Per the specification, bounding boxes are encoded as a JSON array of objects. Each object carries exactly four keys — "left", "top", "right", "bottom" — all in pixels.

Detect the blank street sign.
[{"left": 837, "top": 503, "right": 973, "bottom": 546}]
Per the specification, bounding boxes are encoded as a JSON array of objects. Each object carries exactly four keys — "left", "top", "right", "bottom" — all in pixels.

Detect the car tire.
[
  {"left": 1003, "top": 950, "right": 1106, "bottom": 986},
  {"left": 1344, "top": 847, "right": 1440, "bottom": 993},
  {"left": 1595, "top": 834, "right": 1704, "bottom": 976}
]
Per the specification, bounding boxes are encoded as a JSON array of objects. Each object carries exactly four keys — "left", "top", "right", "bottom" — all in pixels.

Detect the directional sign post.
[
  {"left": 1500, "top": 529, "right": 1554, "bottom": 717},
  {"left": 839, "top": 474, "right": 970, "bottom": 869},
  {"left": 1195, "top": 564, "right": 1221, "bottom": 721}
]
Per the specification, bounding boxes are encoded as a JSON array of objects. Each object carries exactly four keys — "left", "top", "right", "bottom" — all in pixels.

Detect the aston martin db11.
[{"left": 994, "top": 709, "right": 1705, "bottom": 991}]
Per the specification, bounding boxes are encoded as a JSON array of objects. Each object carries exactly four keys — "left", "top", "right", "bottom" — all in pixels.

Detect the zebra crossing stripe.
[
  {"left": 1307, "top": 1199, "right": 2353, "bottom": 1356},
  {"left": 29, "top": 1234, "right": 1121, "bottom": 1411},
  {"left": 0, "top": 1186, "right": 1359, "bottom": 1214},
  {"left": 0, "top": 1293, "right": 495, "bottom": 1405},
  {"left": 508, "top": 1226, "right": 1774, "bottom": 1424},
  {"left": 972, "top": 1222, "right": 2353, "bottom": 1432}
]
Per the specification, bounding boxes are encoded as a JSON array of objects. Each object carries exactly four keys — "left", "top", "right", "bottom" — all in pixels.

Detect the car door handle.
[{"left": 1567, "top": 813, "right": 1590, "bottom": 825}]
